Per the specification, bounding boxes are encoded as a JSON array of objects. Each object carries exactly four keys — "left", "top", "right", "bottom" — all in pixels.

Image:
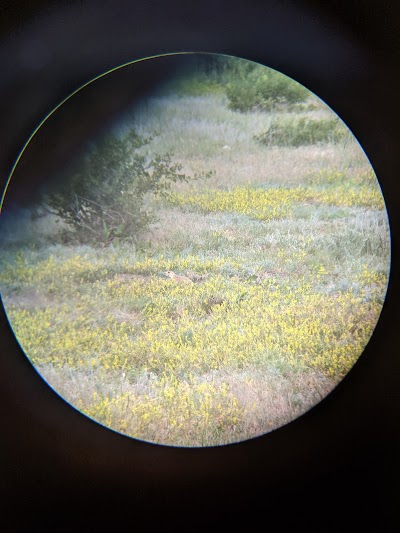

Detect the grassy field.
[{"left": 0, "top": 91, "right": 390, "bottom": 447}]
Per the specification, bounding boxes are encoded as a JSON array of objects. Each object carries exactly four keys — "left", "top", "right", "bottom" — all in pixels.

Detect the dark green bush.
[
  {"left": 225, "top": 63, "right": 309, "bottom": 112},
  {"left": 160, "top": 55, "right": 239, "bottom": 96},
  {"left": 254, "top": 117, "right": 347, "bottom": 147},
  {"left": 44, "top": 129, "right": 209, "bottom": 245},
  {"left": 158, "top": 55, "right": 309, "bottom": 107},
  {"left": 162, "top": 75, "right": 224, "bottom": 97}
]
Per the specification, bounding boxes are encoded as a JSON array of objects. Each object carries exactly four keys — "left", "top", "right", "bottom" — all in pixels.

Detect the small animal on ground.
[{"left": 164, "top": 271, "right": 194, "bottom": 284}]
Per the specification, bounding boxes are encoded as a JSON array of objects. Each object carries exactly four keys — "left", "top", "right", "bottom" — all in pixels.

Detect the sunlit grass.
[
  {"left": 165, "top": 169, "right": 385, "bottom": 222},
  {"left": 5, "top": 257, "right": 386, "bottom": 380}
]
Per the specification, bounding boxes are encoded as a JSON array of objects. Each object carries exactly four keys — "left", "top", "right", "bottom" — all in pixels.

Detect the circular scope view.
[{"left": 0, "top": 53, "right": 390, "bottom": 447}]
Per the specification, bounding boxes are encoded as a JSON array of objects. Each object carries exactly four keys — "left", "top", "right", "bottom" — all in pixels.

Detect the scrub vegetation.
[{"left": 0, "top": 56, "right": 390, "bottom": 447}]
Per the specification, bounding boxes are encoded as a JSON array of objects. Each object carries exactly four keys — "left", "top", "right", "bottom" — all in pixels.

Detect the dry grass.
[
  {"left": 38, "top": 363, "right": 336, "bottom": 445},
  {"left": 129, "top": 93, "right": 367, "bottom": 192},
  {"left": 197, "top": 367, "right": 336, "bottom": 438},
  {"left": 173, "top": 142, "right": 366, "bottom": 191}
]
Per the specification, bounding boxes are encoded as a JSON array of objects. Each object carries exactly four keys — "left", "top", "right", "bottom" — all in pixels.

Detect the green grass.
[{"left": 0, "top": 90, "right": 390, "bottom": 447}]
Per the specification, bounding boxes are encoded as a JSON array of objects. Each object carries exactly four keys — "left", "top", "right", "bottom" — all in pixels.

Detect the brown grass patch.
[
  {"left": 200, "top": 367, "right": 336, "bottom": 438},
  {"left": 174, "top": 142, "right": 367, "bottom": 190}
]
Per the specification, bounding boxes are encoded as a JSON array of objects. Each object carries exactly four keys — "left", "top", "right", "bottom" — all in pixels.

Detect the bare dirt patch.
[{"left": 2, "top": 288, "right": 56, "bottom": 311}]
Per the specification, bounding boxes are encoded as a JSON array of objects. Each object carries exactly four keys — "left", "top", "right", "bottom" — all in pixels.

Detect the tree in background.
[
  {"left": 225, "top": 60, "right": 309, "bottom": 112},
  {"left": 162, "top": 54, "right": 310, "bottom": 111}
]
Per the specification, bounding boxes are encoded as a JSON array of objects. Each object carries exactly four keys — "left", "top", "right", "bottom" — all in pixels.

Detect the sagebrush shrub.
[{"left": 44, "top": 129, "right": 211, "bottom": 245}]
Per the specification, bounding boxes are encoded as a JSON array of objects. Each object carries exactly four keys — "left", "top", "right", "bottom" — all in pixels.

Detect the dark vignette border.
[{"left": 0, "top": 1, "right": 399, "bottom": 531}]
